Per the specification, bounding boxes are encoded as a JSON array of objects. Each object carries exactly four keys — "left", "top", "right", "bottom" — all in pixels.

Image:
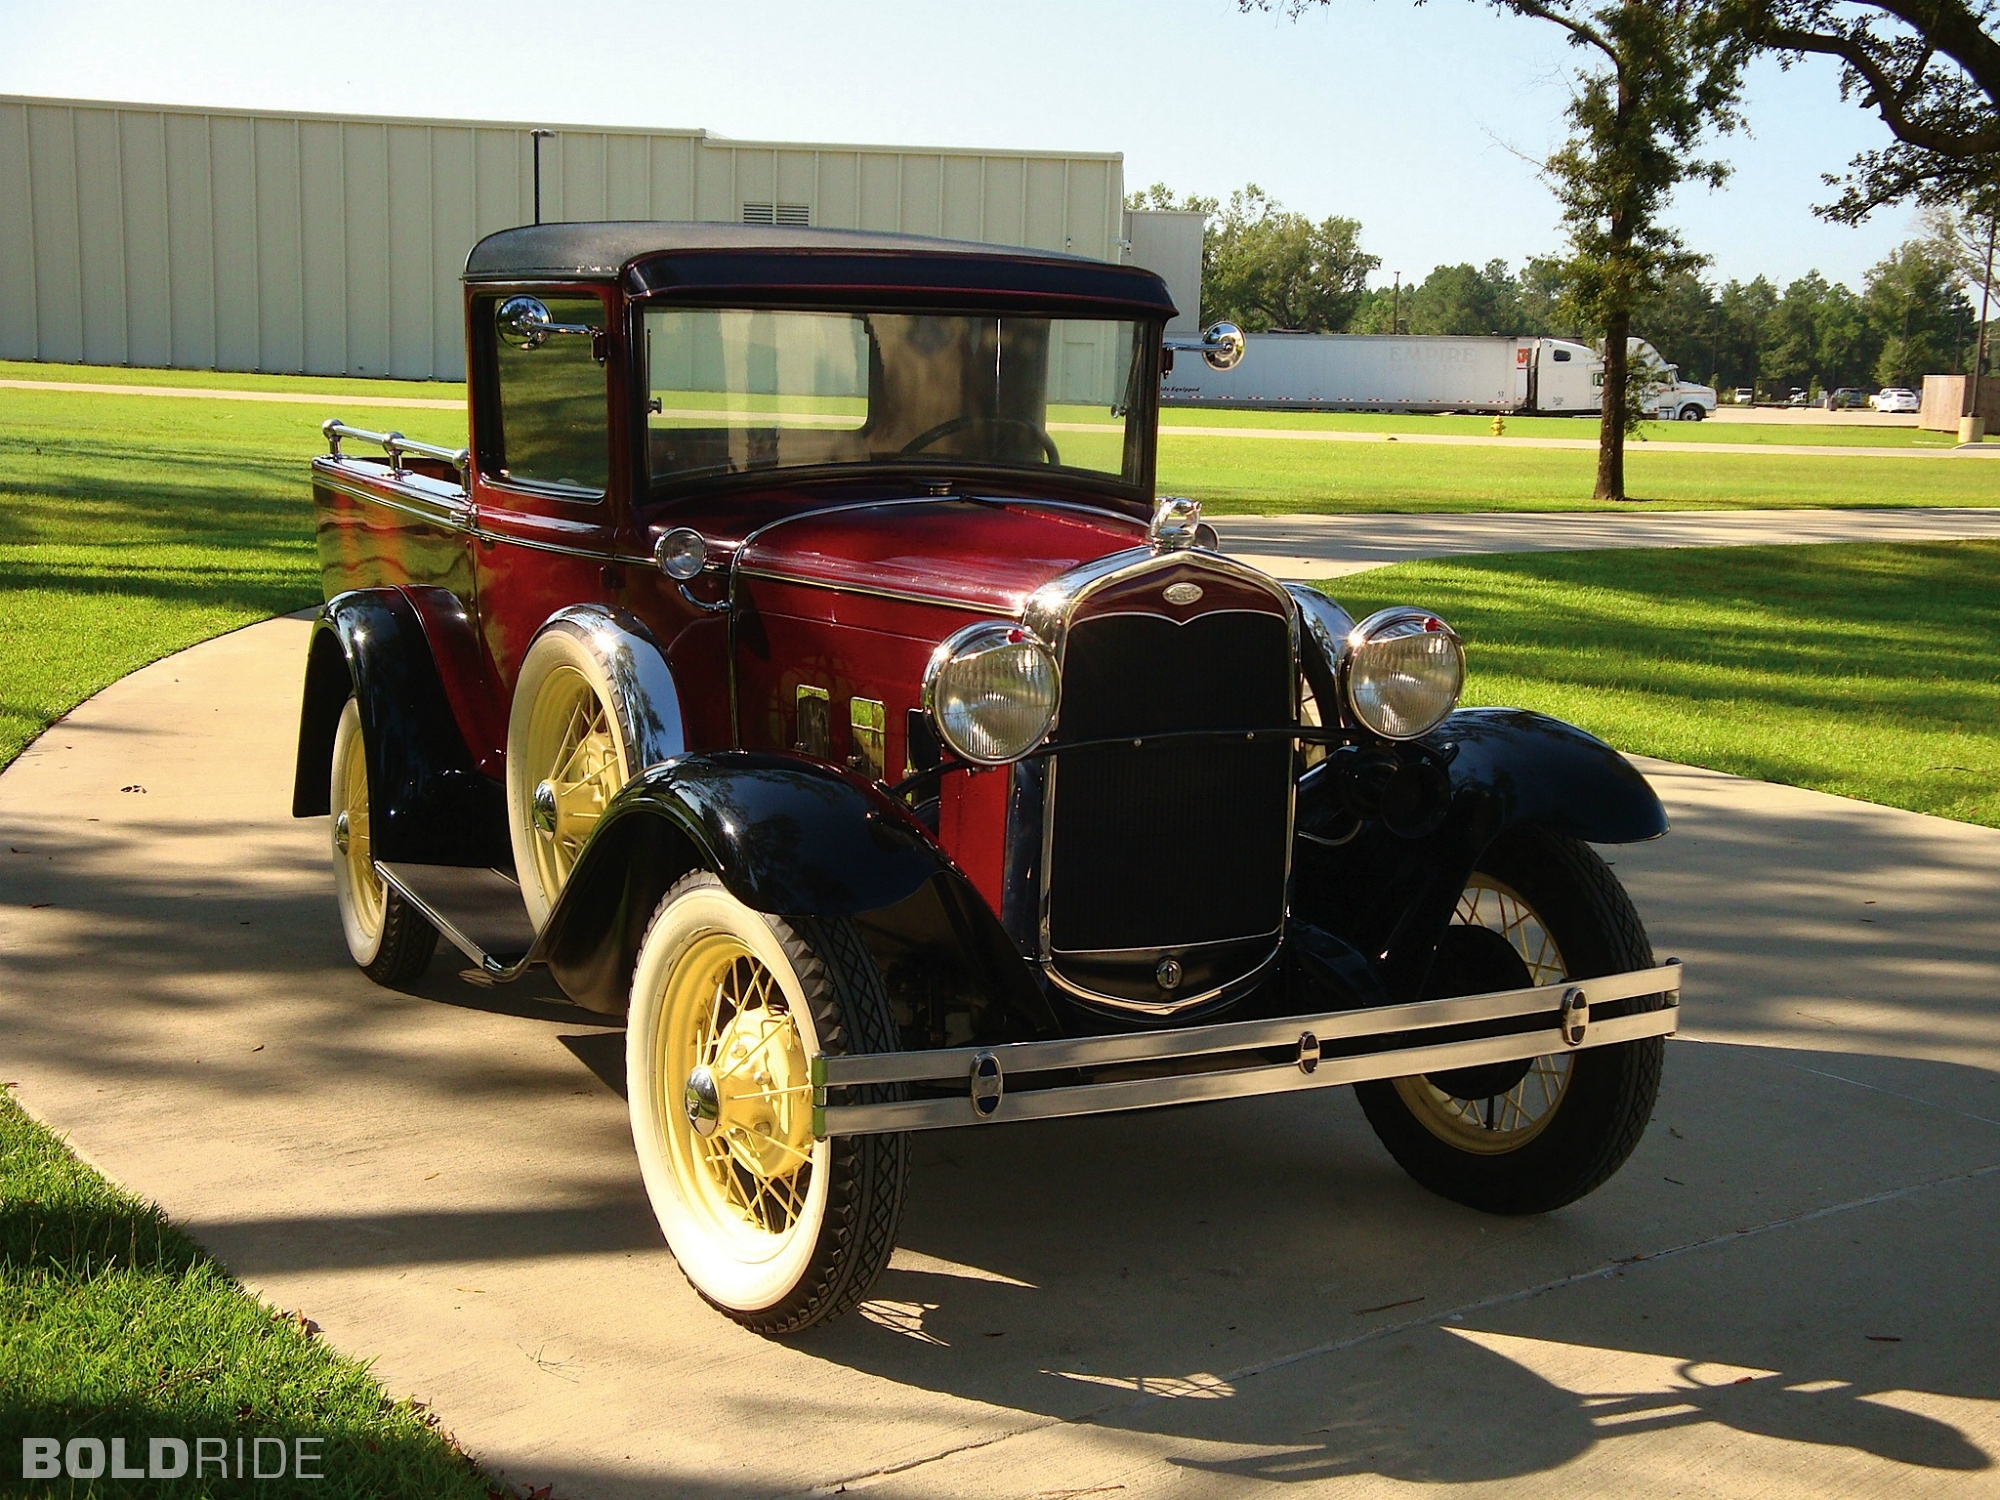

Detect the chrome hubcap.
[
  {"left": 333, "top": 810, "right": 351, "bottom": 855},
  {"left": 684, "top": 1065, "right": 722, "bottom": 1137},
  {"left": 531, "top": 780, "right": 560, "bottom": 838}
]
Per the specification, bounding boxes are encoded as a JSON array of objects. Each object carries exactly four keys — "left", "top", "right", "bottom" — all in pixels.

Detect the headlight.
[
  {"left": 923, "top": 622, "right": 1060, "bottom": 765},
  {"left": 1341, "top": 607, "right": 1465, "bottom": 740}
]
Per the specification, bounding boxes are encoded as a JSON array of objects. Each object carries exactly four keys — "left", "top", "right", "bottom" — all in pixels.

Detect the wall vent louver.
[{"left": 742, "top": 202, "right": 811, "bottom": 226}]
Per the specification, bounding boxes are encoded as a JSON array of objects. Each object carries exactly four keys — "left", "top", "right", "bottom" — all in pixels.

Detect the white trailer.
[
  {"left": 1161, "top": 332, "right": 1597, "bottom": 413},
  {"left": 1162, "top": 332, "right": 1714, "bottom": 419}
]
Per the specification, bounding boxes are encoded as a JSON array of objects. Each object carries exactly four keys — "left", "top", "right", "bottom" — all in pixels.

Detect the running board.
[{"left": 375, "top": 862, "right": 539, "bottom": 982}]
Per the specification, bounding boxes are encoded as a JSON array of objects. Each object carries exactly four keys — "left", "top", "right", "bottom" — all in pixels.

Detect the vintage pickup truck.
[{"left": 294, "top": 222, "right": 1680, "bottom": 1334}]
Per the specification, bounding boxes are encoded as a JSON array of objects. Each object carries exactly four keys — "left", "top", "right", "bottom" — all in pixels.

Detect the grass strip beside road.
[
  {"left": 1328, "top": 540, "right": 2000, "bottom": 829},
  {"left": 0, "top": 1090, "right": 490, "bottom": 1499},
  {"left": 1169, "top": 436, "right": 2000, "bottom": 514}
]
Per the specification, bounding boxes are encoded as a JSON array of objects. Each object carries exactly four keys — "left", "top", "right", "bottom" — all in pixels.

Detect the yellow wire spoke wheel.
[
  {"left": 329, "top": 698, "right": 438, "bottom": 983},
  {"left": 1355, "top": 826, "right": 1664, "bottom": 1216},
  {"left": 507, "top": 630, "right": 636, "bottom": 928},
  {"left": 524, "top": 666, "right": 622, "bottom": 896},
  {"left": 627, "top": 874, "right": 908, "bottom": 1332},
  {"left": 1394, "top": 874, "right": 1575, "bottom": 1155},
  {"left": 666, "top": 939, "right": 819, "bottom": 1244},
  {"left": 331, "top": 700, "right": 386, "bottom": 949}
]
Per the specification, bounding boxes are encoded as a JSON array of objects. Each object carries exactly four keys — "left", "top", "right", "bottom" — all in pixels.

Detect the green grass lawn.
[
  {"left": 0, "top": 1090, "right": 490, "bottom": 1499},
  {"left": 1158, "top": 403, "right": 1979, "bottom": 447},
  {"left": 1166, "top": 434, "right": 2000, "bottom": 514},
  {"left": 0, "top": 385, "right": 464, "bottom": 770},
  {"left": 1328, "top": 540, "right": 2000, "bottom": 829}
]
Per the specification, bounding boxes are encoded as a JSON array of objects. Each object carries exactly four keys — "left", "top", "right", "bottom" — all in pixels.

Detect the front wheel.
[
  {"left": 1678, "top": 405, "right": 1705, "bottom": 422},
  {"left": 1356, "top": 826, "right": 1664, "bottom": 1214},
  {"left": 626, "top": 873, "right": 908, "bottom": 1334}
]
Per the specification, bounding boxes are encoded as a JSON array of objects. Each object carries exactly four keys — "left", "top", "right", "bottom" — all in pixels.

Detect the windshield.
[{"left": 643, "top": 308, "right": 1143, "bottom": 490}]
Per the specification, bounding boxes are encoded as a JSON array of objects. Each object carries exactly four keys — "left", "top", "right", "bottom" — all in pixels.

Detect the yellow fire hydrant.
[{"left": 1491, "top": 415, "right": 1507, "bottom": 437}]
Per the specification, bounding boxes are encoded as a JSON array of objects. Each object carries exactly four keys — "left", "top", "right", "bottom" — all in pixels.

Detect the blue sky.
[{"left": 0, "top": 0, "right": 1928, "bottom": 290}]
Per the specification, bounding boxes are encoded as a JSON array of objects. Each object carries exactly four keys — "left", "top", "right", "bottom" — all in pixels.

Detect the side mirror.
[
  {"left": 1161, "top": 321, "right": 1246, "bottom": 373},
  {"left": 496, "top": 295, "right": 604, "bottom": 358},
  {"left": 1200, "top": 321, "right": 1245, "bottom": 372}
]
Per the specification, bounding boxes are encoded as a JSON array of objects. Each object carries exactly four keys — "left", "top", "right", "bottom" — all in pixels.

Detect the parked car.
[
  {"left": 1732, "top": 387, "right": 1754, "bottom": 404},
  {"left": 1873, "top": 387, "right": 1920, "bottom": 414},
  {"left": 1825, "top": 387, "right": 1869, "bottom": 410},
  {"left": 294, "top": 222, "right": 1681, "bottom": 1335}
]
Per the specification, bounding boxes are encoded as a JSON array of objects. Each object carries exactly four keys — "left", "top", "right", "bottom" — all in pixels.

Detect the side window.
[
  {"left": 1551, "top": 348, "right": 1572, "bottom": 363},
  {"left": 487, "top": 294, "right": 609, "bottom": 497}
]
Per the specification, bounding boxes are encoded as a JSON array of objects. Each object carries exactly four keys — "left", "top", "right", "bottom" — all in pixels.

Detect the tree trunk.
[{"left": 1596, "top": 305, "right": 1631, "bottom": 501}]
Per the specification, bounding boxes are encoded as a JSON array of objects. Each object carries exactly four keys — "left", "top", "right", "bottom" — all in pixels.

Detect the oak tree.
[{"left": 1251, "top": 0, "right": 1746, "bottom": 499}]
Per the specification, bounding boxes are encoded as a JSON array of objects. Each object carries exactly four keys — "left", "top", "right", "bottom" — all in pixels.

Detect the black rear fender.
[{"left": 291, "top": 589, "right": 508, "bottom": 866}]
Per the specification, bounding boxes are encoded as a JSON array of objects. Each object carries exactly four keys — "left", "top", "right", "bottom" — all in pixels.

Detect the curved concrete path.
[
  {"left": 3, "top": 619, "right": 1998, "bottom": 1499},
  {"left": 1220, "top": 505, "right": 2000, "bottom": 580}
]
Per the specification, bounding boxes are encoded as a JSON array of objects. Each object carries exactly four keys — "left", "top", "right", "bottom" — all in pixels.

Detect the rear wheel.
[
  {"left": 506, "top": 628, "right": 636, "bottom": 927},
  {"left": 329, "top": 698, "right": 438, "bottom": 984},
  {"left": 1356, "top": 826, "right": 1664, "bottom": 1214},
  {"left": 627, "top": 873, "right": 908, "bottom": 1334}
]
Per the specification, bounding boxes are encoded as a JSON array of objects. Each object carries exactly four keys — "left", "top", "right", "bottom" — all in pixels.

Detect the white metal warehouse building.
[{"left": 0, "top": 95, "right": 1137, "bottom": 383}]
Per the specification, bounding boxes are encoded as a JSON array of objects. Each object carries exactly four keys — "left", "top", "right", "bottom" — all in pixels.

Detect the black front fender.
[
  {"left": 1294, "top": 708, "right": 1665, "bottom": 1001},
  {"left": 291, "top": 589, "right": 507, "bottom": 866},
  {"left": 539, "top": 753, "right": 1056, "bottom": 1039},
  {"left": 1434, "top": 707, "right": 1667, "bottom": 846}
]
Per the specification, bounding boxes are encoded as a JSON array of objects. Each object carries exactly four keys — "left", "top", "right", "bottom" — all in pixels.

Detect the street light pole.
[{"left": 531, "top": 129, "right": 556, "bottom": 226}]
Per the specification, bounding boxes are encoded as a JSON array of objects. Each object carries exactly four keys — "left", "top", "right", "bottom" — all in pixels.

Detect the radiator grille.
[{"left": 1047, "top": 610, "right": 1294, "bottom": 960}]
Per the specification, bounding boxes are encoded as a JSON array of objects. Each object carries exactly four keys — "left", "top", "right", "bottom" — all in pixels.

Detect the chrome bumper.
[{"left": 811, "top": 961, "right": 1681, "bottom": 1137}]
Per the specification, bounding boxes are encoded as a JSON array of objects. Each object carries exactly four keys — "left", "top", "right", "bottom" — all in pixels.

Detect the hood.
[{"left": 736, "top": 498, "right": 1149, "bottom": 616}]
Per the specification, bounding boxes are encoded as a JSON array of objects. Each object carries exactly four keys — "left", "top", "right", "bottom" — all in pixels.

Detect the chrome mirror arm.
[{"left": 1162, "top": 321, "right": 1246, "bottom": 372}]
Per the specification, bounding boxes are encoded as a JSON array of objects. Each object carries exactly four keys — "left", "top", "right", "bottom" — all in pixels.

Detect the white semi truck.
[{"left": 1161, "top": 332, "right": 1717, "bottom": 420}]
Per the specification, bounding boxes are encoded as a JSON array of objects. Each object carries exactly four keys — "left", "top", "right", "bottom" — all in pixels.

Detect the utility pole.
[
  {"left": 531, "top": 129, "right": 556, "bottom": 225},
  {"left": 1391, "top": 271, "right": 1402, "bottom": 335}
]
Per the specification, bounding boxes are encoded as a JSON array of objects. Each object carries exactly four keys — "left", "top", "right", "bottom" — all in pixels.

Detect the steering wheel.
[{"left": 898, "top": 415, "right": 1061, "bottom": 465}]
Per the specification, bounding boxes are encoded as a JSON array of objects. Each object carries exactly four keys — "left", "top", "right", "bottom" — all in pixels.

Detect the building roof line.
[{"left": 0, "top": 94, "right": 1123, "bottom": 163}]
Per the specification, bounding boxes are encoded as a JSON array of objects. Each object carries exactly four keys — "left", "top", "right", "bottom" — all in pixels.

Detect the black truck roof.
[{"left": 462, "top": 221, "right": 1177, "bottom": 317}]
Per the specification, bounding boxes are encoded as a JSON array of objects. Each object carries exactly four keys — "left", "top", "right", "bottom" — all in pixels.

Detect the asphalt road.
[{"left": 2, "top": 619, "right": 1996, "bottom": 1498}]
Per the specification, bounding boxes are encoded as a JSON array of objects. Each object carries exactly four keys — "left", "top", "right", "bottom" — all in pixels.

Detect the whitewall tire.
[{"left": 626, "top": 872, "right": 907, "bottom": 1334}]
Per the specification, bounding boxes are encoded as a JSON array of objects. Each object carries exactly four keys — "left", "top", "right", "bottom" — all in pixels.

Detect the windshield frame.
[{"left": 627, "top": 293, "right": 1162, "bottom": 507}]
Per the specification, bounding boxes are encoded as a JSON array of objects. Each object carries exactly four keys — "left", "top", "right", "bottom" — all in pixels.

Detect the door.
[{"left": 467, "top": 287, "right": 622, "bottom": 703}]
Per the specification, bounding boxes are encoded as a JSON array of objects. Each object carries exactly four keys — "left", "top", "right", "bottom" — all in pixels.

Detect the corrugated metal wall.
[{"left": 0, "top": 96, "right": 1126, "bottom": 382}]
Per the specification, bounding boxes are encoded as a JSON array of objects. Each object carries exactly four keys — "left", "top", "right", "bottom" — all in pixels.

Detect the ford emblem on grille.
[{"left": 1163, "top": 582, "right": 1204, "bottom": 606}]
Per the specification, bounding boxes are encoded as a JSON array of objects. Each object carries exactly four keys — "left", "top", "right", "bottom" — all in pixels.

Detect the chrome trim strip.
[
  {"left": 813, "top": 961, "right": 1682, "bottom": 1134},
  {"left": 1050, "top": 925, "right": 1284, "bottom": 961},
  {"left": 316, "top": 466, "right": 656, "bottom": 568},
  {"left": 1039, "top": 944, "right": 1282, "bottom": 1015},
  {"left": 1020, "top": 543, "right": 1299, "bottom": 1017},
  {"left": 736, "top": 566, "right": 993, "bottom": 613},
  {"left": 315, "top": 467, "right": 472, "bottom": 531},
  {"left": 821, "top": 1007, "right": 1678, "bottom": 1136}
]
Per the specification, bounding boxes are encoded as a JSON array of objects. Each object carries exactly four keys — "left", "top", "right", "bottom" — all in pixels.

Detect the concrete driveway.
[
  {"left": 2, "top": 617, "right": 1996, "bottom": 1498},
  {"left": 1218, "top": 505, "right": 2000, "bottom": 579}
]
